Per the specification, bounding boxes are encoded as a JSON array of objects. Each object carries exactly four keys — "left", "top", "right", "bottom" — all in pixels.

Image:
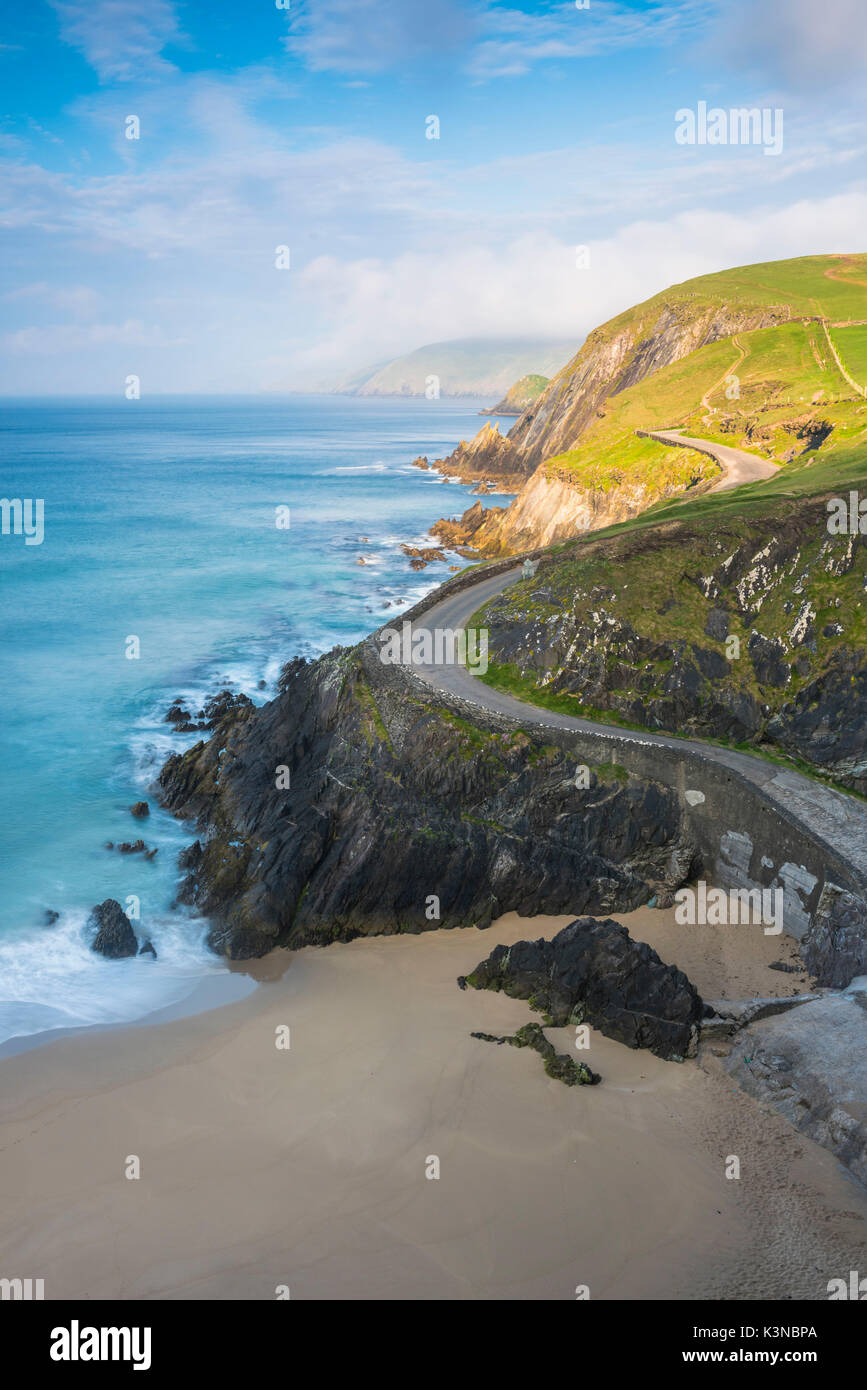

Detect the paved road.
[
  {"left": 639, "top": 429, "right": 780, "bottom": 491},
  {"left": 403, "top": 566, "right": 867, "bottom": 879}
]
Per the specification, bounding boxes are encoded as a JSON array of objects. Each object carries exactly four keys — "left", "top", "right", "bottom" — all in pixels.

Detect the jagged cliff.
[
  {"left": 157, "top": 651, "right": 696, "bottom": 960},
  {"left": 474, "top": 492, "right": 867, "bottom": 793},
  {"left": 431, "top": 254, "right": 867, "bottom": 554}
]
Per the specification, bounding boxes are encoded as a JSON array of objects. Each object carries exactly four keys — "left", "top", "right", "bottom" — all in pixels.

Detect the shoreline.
[
  {"left": 1, "top": 906, "right": 863, "bottom": 1301},
  {"left": 0, "top": 402, "right": 509, "bottom": 1055}
]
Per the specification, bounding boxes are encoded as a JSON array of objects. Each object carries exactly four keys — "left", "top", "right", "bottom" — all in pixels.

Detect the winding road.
[
  {"left": 404, "top": 566, "right": 867, "bottom": 880},
  {"left": 637, "top": 429, "right": 780, "bottom": 490}
]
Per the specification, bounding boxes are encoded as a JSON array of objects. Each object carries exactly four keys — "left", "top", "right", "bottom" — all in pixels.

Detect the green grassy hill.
[
  {"left": 463, "top": 256, "right": 867, "bottom": 790},
  {"left": 543, "top": 254, "right": 867, "bottom": 498}
]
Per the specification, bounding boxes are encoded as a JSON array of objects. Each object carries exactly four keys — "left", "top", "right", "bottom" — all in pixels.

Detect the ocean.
[{"left": 0, "top": 394, "right": 512, "bottom": 1046}]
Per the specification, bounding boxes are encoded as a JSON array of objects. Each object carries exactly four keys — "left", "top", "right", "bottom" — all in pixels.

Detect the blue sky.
[{"left": 1, "top": 0, "right": 865, "bottom": 392}]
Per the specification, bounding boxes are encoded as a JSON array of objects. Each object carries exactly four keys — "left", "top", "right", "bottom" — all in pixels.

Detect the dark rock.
[
  {"left": 43, "top": 909, "right": 60, "bottom": 926},
  {"left": 463, "top": 916, "right": 703, "bottom": 1060},
  {"left": 768, "top": 647, "right": 867, "bottom": 794},
  {"left": 138, "top": 939, "right": 157, "bottom": 958},
  {"left": 156, "top": 650, "right": 697, "bottom": 960},
  {"left": 768, "top": 959, "right": 799, "bottom": 974},
  {"left": 117, "top": 839, "right": 146, "bottom": 854},
  {"left": 200, "top": 689, "right": 254, "bottom": 727},
  {"left": 704, "top": 608, "right": 729, "bottom": 642},
  {"left": 471, "top": 1022, "right": 600, "bottom": 1085},
  {"left": 89, "top": 899, "right": 137, "bottom": 959},
  {"left": 130, "top": 801, "right": 150, "bottom": 818},
  {"left": 748, "top": 631, "right": 790, "bottom": 688},
  {"left": 802, "top": 882, "right": 867, "bottom": 987}
]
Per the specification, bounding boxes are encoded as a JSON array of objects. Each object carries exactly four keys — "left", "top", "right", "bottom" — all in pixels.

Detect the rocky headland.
[
  {"left": 156, "top": 648, "right": 698, "bottom": 960},
  {"left": 427, "top": 254, "right": 867, "bottom": 556}
]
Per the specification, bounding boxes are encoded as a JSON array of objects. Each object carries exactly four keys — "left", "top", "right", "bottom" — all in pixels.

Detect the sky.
[{"left": 0, "top": 0, "right": 865, "bottom": 393}]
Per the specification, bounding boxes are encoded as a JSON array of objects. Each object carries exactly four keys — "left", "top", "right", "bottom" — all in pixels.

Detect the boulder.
[
  {"left": 89, "top": 899, "right": 137, "bottom": 959},
  {"left": 461, "top": 916, "right": 704, "bottom": 1060}
]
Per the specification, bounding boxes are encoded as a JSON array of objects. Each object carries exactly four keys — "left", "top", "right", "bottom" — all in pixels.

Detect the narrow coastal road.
[
  {"left": 405, "top": 567, "right": 867, "bottom": 877},
  {"left": 638, "top": 429, "right": 780, "bottom": 491}
]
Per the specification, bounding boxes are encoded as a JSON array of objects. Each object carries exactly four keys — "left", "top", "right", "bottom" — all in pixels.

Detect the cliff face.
[
  {"left": 432, "top": 295, "right": 793, "bottom": 551},
  {"left": 482, "top": 373, "right": 549, "bottom": 417},
  {"left": 504, "top": 302, "right": 789, "bottom": 469},
  {"left": 157, "top": 650, "right": 696, "bottom": 959},
  {"left": 476, "top": 495, "right": 867, "bottom": 793},
  {"left": 434, "top": 469, "right": 676, "bottom": 556}
]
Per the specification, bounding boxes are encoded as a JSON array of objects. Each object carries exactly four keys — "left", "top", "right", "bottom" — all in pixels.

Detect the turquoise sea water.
[{"left": 0, "top": 394, "right": 512, "bottom": 1045}]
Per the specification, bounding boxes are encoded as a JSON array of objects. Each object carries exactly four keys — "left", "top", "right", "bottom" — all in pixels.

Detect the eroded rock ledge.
[{"left": 156, "top": 649, "right": 697, "bottom": 959}]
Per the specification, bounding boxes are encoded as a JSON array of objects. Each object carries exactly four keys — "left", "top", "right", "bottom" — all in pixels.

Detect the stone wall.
[{"left": 360, "top": 565, "right": 867, "bottom": 987}]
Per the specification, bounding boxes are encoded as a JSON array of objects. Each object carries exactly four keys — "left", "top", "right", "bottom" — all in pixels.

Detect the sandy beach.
[{"left": 0, "top": 908, "right": 864, "bottom": 1301}]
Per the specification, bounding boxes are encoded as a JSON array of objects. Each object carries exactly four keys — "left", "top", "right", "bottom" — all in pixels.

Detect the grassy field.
[
  {"left": 541, "top": 259, "right": 867, "bottom": 506},
  {"left": 829, "top": 325, "right": 867, "bottom": 393},
  {"left": 597, "top": 253, "right": 867, "bottom": 341}
]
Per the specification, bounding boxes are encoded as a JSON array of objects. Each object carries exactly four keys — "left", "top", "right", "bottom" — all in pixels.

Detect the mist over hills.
[{"left": 330, "top": 337, "right": 576, "bottom": 400}]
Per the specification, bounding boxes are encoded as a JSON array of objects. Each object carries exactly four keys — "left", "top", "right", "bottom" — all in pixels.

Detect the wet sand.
[{"left": 0, "top": 909, "right": 863, "bottom": 1300}]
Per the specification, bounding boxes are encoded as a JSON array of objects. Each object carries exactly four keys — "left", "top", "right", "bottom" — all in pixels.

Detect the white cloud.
[
  {"left": 286, "top": 0, "right": 476, "bottom": 75},
  {"left": 468, "top": 0, "right": 710, "bottom": 80},
  {"left": 48, "top": 0, "right": 183, "bottom": 82},
  {"left": 3, "top": 281, "right": 103, "bottom": 316},
  {"left": 286, "top": 190, "right": 867, "bottom": 383},
  {"left": 709, "top": 0, "right": 867, "bottom": 86}
]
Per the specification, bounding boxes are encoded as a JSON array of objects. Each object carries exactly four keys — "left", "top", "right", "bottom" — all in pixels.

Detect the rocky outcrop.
[
  {"left": 433, "top": 422, "right": 525, "bottom": 488},
  {"left": 461, "top": 916, "right": 705, "bottom": 1060},
  {"left": 165, "top": 689, "right": 254, "bottom": 734},
  {"left": 723, "top": 983, "right": 867, "bottom": 1185},
  {"left": 469, "top": 1023, "right": 600, "bottom": 1085},
  {"left": 428, "top": 293, "right": 793, "bottom": 552},
  {"left": 479, "top": 498, "right": 867, "bottom": 793},
  {"left": 130, "top": 801, "right": 149, "bottom": 818},
  {"left": 89, "top": 899, "right": 138, "bottom": 959},
  {"left": 481, "top": 373, "right": 549, "bottom": 417},
  {"left": 156, "top": 650, "right": 697, "bottom": 959},
  {"left": 451, "top": 469, "right": 661, "bottom": 556}
]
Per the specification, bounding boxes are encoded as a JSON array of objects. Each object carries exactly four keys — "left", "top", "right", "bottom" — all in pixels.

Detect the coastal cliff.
[
  {"left": 157, "top": 650, "right": 697, "bottom": 960},
  {"left": 481, "top": 373, "right": 549, "bottom": 417},
  {"left": 430, "top": 254, "right": 867, "bottom": 555},
  {"left": 473, "top": 492, "right": 867, "bottom": 793}
]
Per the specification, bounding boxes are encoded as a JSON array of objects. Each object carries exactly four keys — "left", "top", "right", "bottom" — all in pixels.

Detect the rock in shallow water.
[{"left": 89, "top": 899, "right": 137, "bottom": 959}]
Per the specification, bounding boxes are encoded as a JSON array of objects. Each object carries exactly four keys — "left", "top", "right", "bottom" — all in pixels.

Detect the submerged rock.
[
  {"left": 164, "top": 689, "right": 254, "bottom": 734},
  {"left": 461, "top": 916, "right": 704, "bottom": 1060},
  {"left": 89, "top": 899, "right": 137, "bottom": 959}
]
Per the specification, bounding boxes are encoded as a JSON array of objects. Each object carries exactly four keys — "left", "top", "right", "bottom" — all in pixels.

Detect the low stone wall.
[{"left": 361, "top": 615, "right": 867, "bottom": 987}]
